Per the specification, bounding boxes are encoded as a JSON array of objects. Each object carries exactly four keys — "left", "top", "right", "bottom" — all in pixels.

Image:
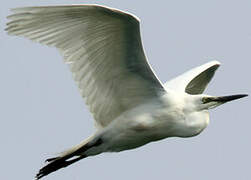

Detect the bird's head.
[
  {"left": 196, "top": 94, "right": 248, "bottom": 110},
  {"left": 164, "top": 61, "right": 248, "bottom": 111}
]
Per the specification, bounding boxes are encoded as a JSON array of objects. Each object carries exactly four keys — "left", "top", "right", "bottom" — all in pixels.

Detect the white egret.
[{"left": 6, "top": 5, "right": 247, "bottom": 179}]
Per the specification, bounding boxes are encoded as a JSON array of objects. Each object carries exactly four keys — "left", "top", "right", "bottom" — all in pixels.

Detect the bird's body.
[
  {"left": 85, "top": 91, "right": 209, "bottom": 155},
  {"left": 5, "top": 4, "right": 247, "bottom": 179},
  {"left": 56, "top": 89, "right": 210, "bottom": 161}
]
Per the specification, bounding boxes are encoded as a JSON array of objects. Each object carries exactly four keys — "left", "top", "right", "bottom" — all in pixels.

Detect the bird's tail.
[{"left": 36, "top": 135, "right": 103, "bottom": 179}]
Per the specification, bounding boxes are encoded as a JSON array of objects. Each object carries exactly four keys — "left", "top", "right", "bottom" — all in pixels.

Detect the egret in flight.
[{"left": 6, "top": 4, "right": 247, "bottom": 179}]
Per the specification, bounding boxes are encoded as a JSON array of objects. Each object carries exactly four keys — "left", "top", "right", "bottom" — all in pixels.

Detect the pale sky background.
[{"left": 1, "top": 0, "right": 251, "bottom": 180}]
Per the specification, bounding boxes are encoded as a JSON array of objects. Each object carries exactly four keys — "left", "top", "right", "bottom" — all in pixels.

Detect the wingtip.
[{"left": 208, "top": 60, "right": 221, "bottom": 66}]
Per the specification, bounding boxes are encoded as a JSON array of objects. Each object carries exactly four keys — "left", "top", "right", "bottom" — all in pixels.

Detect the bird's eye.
[{"left": 202, "top": 97, "right": 210, "bottom": 104}]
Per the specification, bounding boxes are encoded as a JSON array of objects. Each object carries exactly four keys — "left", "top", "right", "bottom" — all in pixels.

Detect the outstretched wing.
[
  {"left": 164, "top": 61, "right": 220, "bottom": 94},
  {"left": 6, "top": 5, "right": 165, "bottom": 128}
]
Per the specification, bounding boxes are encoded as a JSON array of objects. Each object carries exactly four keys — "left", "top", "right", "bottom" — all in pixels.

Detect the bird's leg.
[{"left": 36, "top": 137, "right": 104, "bottom": 179}]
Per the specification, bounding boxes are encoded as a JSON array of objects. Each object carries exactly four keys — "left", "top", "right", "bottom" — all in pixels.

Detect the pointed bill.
[
  {"left": 202, "top": 94, "right": 248, "bottom": 104},
  {"left": 211, "top": 94, "right": 248, "bottom": 103}
]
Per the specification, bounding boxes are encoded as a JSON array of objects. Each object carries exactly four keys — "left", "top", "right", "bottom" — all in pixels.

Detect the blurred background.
[{"left": 1, "top": 0, "right": 250, "bottom": 180}]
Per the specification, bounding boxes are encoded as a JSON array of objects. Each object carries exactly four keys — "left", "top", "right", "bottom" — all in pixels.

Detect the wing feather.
[
  {"left": 6, "top": 5, "right": 165, "bottom": 128},
  {"left": 164, "top": 61, "right": 220, "bottom": 94}
]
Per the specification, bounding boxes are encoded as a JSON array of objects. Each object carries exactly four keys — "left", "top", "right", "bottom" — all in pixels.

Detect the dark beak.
[{"left": 212, "top": 94, "right": 248, "bottom": 103}]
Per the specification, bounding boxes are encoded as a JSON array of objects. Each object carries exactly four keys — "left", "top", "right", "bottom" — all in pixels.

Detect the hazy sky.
[{"left": 1, "top": 1, "right": 250, "bottom": 180}]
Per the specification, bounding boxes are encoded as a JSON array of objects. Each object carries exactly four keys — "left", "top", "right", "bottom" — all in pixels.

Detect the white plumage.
[
  {"left": 6, "top": 4, "right": 247, "bottom": 179},
  {"left": 7, "top": 5, "right": 165, "bottom": 129}
]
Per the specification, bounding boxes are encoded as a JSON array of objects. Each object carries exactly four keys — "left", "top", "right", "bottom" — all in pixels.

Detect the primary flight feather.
[{"left": 6, "top": 4, "right": 247, "bottom": 179}]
